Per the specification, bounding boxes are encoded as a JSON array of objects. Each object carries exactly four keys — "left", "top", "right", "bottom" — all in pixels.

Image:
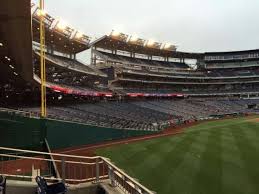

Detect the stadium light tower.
[
  {"left": 39, "top": 0, "right": 47, "bottom": 118},
  {"left": 146, "top": 39, "right": 155, "bottom": 47},
  {"left": 129, "top": 35, "right": 138, "bottom": 43},
  {"left": 56, "top": 19, "right": 67, "bottom": 31},
  {"left": 75, "top": 31, "right": 83, "bottom": 39},
  {"left": 110, "top": 30, "right": 121, "bottom": 37}
]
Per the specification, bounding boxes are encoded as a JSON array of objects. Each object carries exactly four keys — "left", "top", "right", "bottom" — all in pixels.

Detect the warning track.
[{"left": 55, "top": 122, "right": 196, "bottom": 156}]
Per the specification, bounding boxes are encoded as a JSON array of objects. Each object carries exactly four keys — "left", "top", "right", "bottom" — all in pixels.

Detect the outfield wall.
[
  {"left": 0, "top": 112, "right": 46, "bottom": 150},
  {"left": 0, "top": 111, "right": 157, "bottom": 150}
]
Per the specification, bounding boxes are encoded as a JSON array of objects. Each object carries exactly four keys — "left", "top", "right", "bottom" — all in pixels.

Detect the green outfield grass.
[{"left": 96, "top": 116, "right": 259, "bottom": 194}]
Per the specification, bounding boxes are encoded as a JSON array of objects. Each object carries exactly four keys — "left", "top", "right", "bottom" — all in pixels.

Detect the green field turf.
[{"left": 96, "top": 116, "right": 259, "bottom": 194}]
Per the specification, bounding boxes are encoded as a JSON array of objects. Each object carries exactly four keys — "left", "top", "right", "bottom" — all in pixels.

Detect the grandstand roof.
[
  {"left": 91, "top": 35, "right": 203, "bottom": 59},
  {"left": 32, "top": 13, "right": 90, "bottom": 54}
]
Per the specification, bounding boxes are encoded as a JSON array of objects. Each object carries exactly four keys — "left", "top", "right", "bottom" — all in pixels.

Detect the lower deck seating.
[{"left": 21, "top": 98, "right": 256, "bottom": 131}]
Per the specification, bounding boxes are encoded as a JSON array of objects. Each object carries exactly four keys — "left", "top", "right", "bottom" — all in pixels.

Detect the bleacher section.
[
  {"left": 30, "top": 48, "right": 259, "bottom": 97},
  {"left": 114, "top": 84, "right": 259, "bottom": 95},
  {"left": 96, "top": 50, "right": 189, "bottom": 69},
  {"left": 132, "top": 99, "right": 251, "bottom": 121},
  {"left": 88, "top": 48, "right": 259, "bottom": 96},
  {"left": 42, "top": 52, "right": 106, "bottom": 77},
  {"left": 19, "top": 98, "right": 258, "bottom": 131},
  {"left": 22, "top": 102, "right": 172, "bottom": 131},
  {"left": 89, "top": 49, "right": 259, "bottom": 96},
  {"left": 206, "top": 60, "right": 259, "bottom": 69},
  {"left": 118, "top": 63, "right": 259, "bottom": 79},
  {"left": 33, "top": 51, "right": 110, "bottom": 94}
]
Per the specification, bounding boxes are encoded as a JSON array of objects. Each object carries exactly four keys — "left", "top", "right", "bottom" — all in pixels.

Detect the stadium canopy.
[
  {"left": 91, "top": 34, "right": 203, "bottom": 59},
  {"left": 32, "top": 7, "right": 90, "bottom": 54}
]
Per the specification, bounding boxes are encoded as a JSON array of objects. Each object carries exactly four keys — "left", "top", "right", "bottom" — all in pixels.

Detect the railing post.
[
  {"left": 0, "top": 156, "right": 3, "bottom": 175},
  {"left": 108, "top": 166, "right": 115, "bottom": 187},
  {"left": 96, "top": 158, "right": 100, "bottom": 183},
  {"left": 134, "top": 185, "right": 141, "bottom": 194},
  {"left": 61, "top": 157, "right": 66, "bottom": 183}
]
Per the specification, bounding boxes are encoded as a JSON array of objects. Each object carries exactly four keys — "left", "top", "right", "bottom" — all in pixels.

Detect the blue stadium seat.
[{"left": 35, "top": 176, "right": 67, "bottom": 194}]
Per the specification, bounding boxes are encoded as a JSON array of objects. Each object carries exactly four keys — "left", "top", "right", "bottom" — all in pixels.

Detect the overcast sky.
[{"left": 32, "top": 0, "right": 259, "bottom": 61}]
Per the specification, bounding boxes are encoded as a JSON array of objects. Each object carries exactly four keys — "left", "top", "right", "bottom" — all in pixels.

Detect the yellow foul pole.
[{"left": 39, "top": 0, "right": 47, "bottom": 117}]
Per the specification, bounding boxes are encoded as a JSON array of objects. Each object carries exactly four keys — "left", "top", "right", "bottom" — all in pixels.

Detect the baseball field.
[{"left": 96, "top": 116, "right": 259, "bottom": 194}]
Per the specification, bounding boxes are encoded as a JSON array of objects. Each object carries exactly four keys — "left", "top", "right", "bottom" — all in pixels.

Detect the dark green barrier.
[
  {"left": 0, "top": 112, "right": 46, "bottom": 150},
  {"left": 0, "top": 112, "right": 157, "bottom": 150},
  {"left": 46, "top": 119, "right": 156, "bottom": 149}
]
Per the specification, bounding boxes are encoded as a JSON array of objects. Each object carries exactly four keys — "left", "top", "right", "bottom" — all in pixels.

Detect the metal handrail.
[
  {"left": 0, "top": 174, "right": 108, "bottom": 183},
  {"left": 0, "top": 146, "right": 155, "bottom": 194},
  {"left": 0, "top": 154, "right": 100, "bottom": 165},
  {"left": 0, "top": 147, "right": 99, "bottom": 160},
  {"left": 102, "top": 157, "right": 155, "bottom": 194}
]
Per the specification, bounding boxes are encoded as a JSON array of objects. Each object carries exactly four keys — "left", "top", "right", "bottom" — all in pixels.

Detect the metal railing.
[{"left": 0, "top": 147, "right": 155, "bottom": 194}]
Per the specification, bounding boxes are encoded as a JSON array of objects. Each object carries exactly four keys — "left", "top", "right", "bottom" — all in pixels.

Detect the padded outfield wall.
[
  {"left": 0, "top": 112, "right": 46, "bottom": 150},
  {"left": 0, "top": 111, "right": 157, "bottom": 150}
]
